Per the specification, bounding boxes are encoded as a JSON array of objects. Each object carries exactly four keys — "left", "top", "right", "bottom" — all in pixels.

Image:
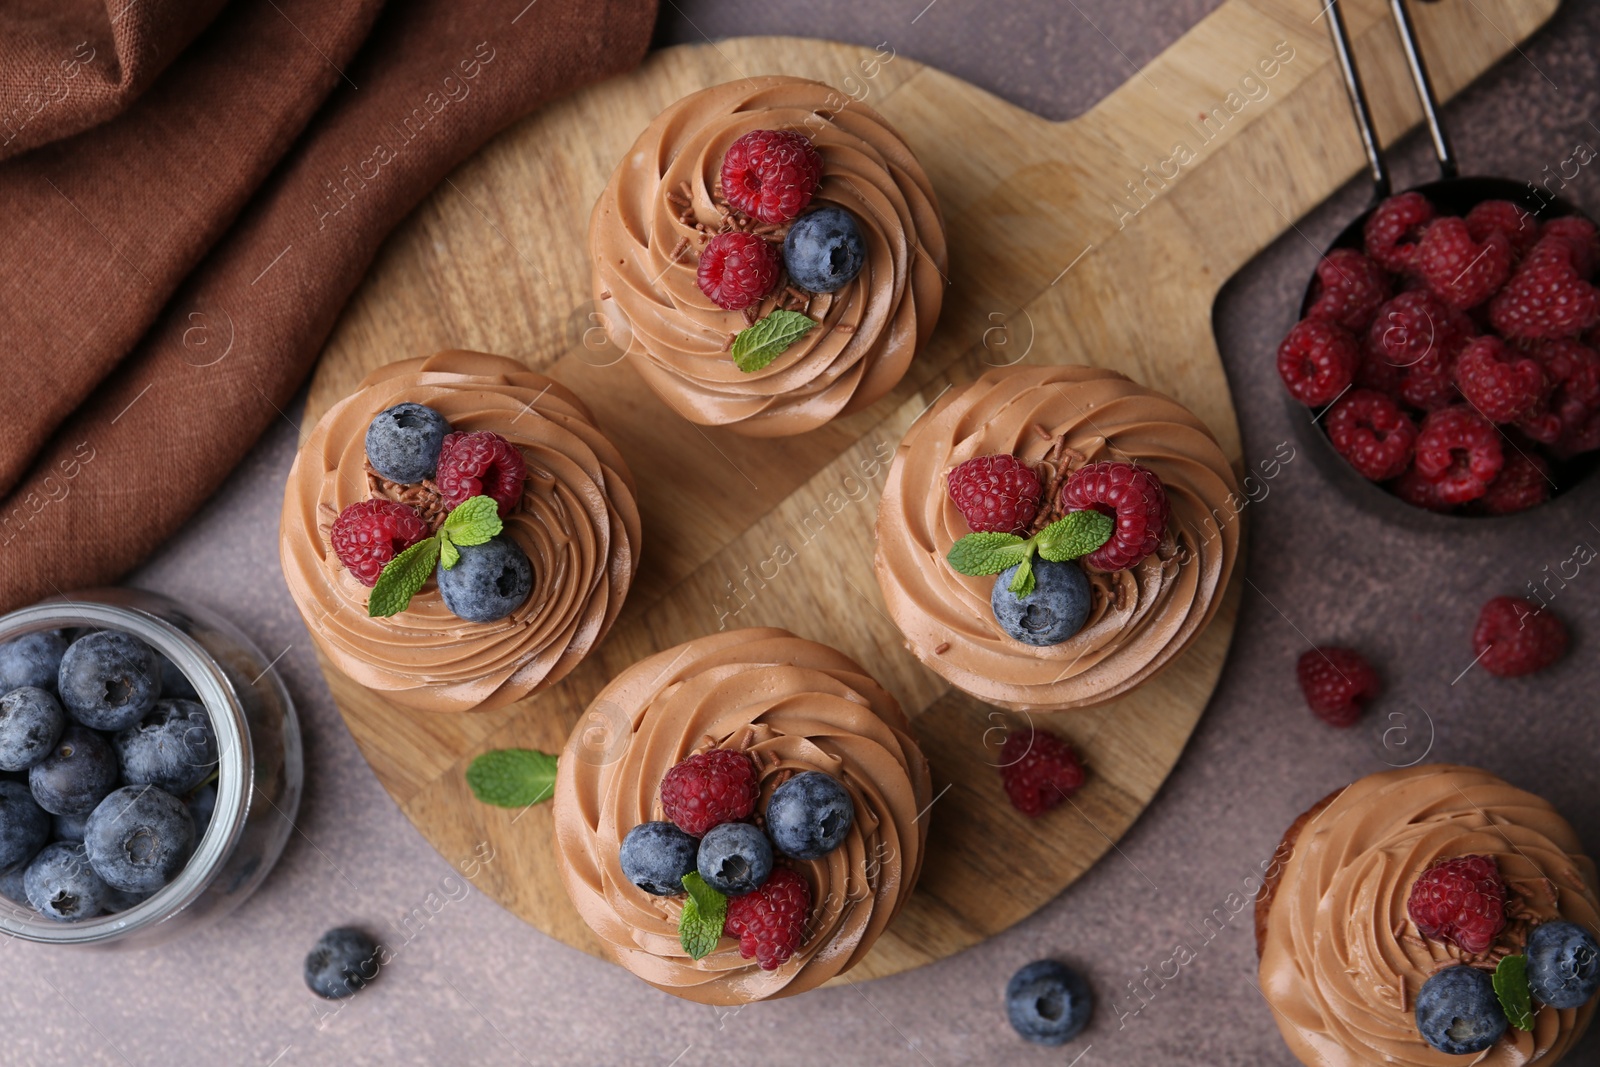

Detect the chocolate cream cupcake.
[
  {"left": 552, "top": 628, "right": 931, "bottom": 1004},
  {"left": 875, "top": 365, "right": 1240, "bottom": 711},
  {"left": 281, "top": 351, "right": 641, "bottom": 713},
  {"left": 590, "top": 76, "right": 946, "bottom": 436}
]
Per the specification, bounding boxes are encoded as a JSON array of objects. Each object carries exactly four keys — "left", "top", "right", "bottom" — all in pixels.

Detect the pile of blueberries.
[{"left": 0, "top": 629, "right": 217, "bottom": 922}]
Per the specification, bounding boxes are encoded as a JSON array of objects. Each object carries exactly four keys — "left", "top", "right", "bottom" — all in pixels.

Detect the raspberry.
[
  {"left": 1452, "top": 336, "right": 1547, "bottom": 423},
  {"left": 1392, "top": 465, "right": 1456, "bottom": 512},
  {"left": 1521, "top": 338, "right": 1600, "bottom": 452},
  {"left": 1277, "top": 318, "right": 1358, "bottom": 406},
  {"left": 1059, "top": 461, "right": 1170, "bottom": 571},
  {"left": 1465, "top": 200, "right": 1541, "bottom": 259},
  {"left": 1325, "top": 389, "right": 1417, "bottom": 481},
  {"left": 1541, "top": 216, "right": 1600, "bottom": 277},
  {"left": 658, "top": 749, "right": 759, "bottom": 837},
  {"left": 1354, "top": 338, "right": 1407, "bottom": 396},
  {"left": 1364, "top": 191, "right": 1436, "bottom": 273},
  {"left": 1473, "top": 450, "right": 1550, "bottom": 515},
  {"left": 1489, "top": 236, "right": 1600, "bottom": 340},
  {"left": 1295, "top": 647, "right": 1379, "bottom": 727},
  {"left": 330, "top": 499, "right": 430, "bottom": 587},
  {"left": 1306, "top": 249, "right": 1393, "bottom": 332},
  {"left": 998, "top": 728, "right": 1085, "bottom": 818},
  {"left": 1416, "top": 217, "right": 1511, "bottom": 310},
  {"left": 946, "top": 454, "right": 1042, "bottom": 534},
  {"left": 1473, "top": 596, "right": 1568, "bottom": 677},
  {"left": 696, "top": 231, "right": 779, "bottom": 311},
  {"left": 719, "top": 129, "right": 823, "bottom": 224},
  {"left": 436, "top": 431, "right": 526, "bottom": 517},
  {"left": 1407, "top": 855, "right": 1508, "bottom": 954},
  {"left": 1413, "top": 407, "right": 1504, "bottom": 504},
  {"left": 1367, "top": 292, "right": 1465, "bottom": 410},
  {"left": 724, "top": 866, "right": 810, "bottom": 970}
]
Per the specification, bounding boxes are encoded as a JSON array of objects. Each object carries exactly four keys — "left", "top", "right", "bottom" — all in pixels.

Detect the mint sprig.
[
  {"left": 465, "top": 748, "right": 558, "bottom": 808},
  {"left": 946, "top": 509, "right": 1114, "bottom": 596},
  {"left": 367, "top": 494, "right": 504, "bottom": 617},
  {"left": 679, "top": 872, "right": 727, "bottom": 960},
  {"left": 730, "top": 309, "right": 816, "bottom": 373},
  {"left": 1493, "top": 954, "right": 1536, "bottom": 1031}
]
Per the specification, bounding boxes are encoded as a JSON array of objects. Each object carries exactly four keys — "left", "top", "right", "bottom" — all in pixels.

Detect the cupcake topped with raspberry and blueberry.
[
  {"left": 552, "top": 628, "right": 931, "bottom": 1004},
  {"left": 590, "top": 76, "right": 946, "bottom": 436},
  {"left": 281, "top": 351, "right": 640, "bottom": 713},
  {"left": 874, "top": 365, "right": 1239, "bottom": 712},
  {"left": 1279, "top": 193, "right": 1600, "bottom": 515}
]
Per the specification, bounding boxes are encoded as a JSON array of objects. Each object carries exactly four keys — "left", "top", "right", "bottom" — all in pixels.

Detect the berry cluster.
[
  {"left": 620, "top": 749, "right": 858, "bottom": 971},
  {"left": 1279, "top": 193, "right": 1600, "bottom": 513}
]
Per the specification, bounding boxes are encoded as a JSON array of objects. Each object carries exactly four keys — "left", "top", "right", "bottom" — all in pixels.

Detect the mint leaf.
[
  {"left": 443, "top": 495, "right": 503, "bottom": 547},
  {"left": 731, "top": 309, "right": 816, "bottom": 373},
  {"left": 368, "top": 536, "right": 441, "bottom": 617},
  {"left": 1007, "top": 553, "right": 1037, "bottom": 596},
  {"left": 465, "top": 748, "right": 559, "bottom": 808},
  {"left": 1036, "top": 509, "right": 1114, "bottom": 562},
  {"left": 947, "top": 532, "right": 1030, "bottom": 576},
  {"left": 1494, "top": 955, "right": 1536, "bottom": 1031},
  {"left": 439, "top": 537, "right": 460, "bottom": 570},
  {"left": 679, "top": 872, "right": 727, "bottom": 960}
]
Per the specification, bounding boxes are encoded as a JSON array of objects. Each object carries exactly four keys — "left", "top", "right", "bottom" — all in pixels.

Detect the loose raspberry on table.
[
  {"left": 1465, "top": 199, "right": 1541, "bottom": 259},
  {"left": 1473, "top": 595, "right": 1568, "bottom": 677},
  {"left": 330, "top": 499, "right": 430, "bottom": 587},
  {"left": 1489, "top": 236, "right": 1600, "bottom": 340},
  {"left": 1364, "top": 191, "right": 1437, "bottom": 273},
  {"left": 659, "top": 749, "right": 760, "bottom": 837},
  {"left": 1392, "top": 465, "right": 1456, "bottom": 512},
  {"left": 1059, "top": 461, "right": 1170, "bottom": 571},
  {"left": 1277, "top": 318, "right": 1358, "bottom": 406},
  {"left": 1295, "top": 647, "right": 1379, "bottom": 728},
  {"left": 719, "top": 128, "right": 823, "bottom": 224},
  {"left": 1306, "top": 249, "right": 1393, "bottom": 332},
  {"left": 1542, "top": 215, "right": 1600, "bottom": 278},
  {"left": 1325, "top": 389, "right": 1417, "bottom": 481},
  {"left": 1417, "top": 217, "right": 1511, "bottom": 310},
  {"left": 1452, "top": 336, "right": 1548, "bottom": 424},
  {"left": 724, "top": 866, "right": 811, "bottom": 970},
  {"left": 1407, "top": 854, "right": 1508, "bottom": 955},
  {"left": 946, "top": 454, "right": 1043, "bottom": 534},
  {"left": 1413, "top": 407, "right": 1504, "bottom": 504},
  {"left": 436, "top": 431, "right": 527, "bottom": 517},
  {"left": 1473, "top": 450, "right": 1551, "bottom": 515},
  {"left": 998, "top": 728, "right": 1086, "bottom": 818},
  {"left": 696, "top": 231, "right": 780, "bottom": 311}
]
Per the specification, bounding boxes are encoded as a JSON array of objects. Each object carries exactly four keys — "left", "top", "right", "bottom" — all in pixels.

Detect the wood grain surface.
[{"left": 301, "top": 0, "right": 1557, "bottom": 983}]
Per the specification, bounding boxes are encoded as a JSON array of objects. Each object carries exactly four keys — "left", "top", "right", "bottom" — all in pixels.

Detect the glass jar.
[{"left": 0, "top": 588, "right": 303, "bottom": 946}]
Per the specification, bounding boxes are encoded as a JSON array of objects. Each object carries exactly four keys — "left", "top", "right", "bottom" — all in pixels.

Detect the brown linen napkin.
[{"left": 0, "top": 0, "right": 658, "bottom": 614}]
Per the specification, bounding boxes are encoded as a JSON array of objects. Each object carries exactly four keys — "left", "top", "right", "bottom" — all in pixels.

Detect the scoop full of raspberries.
[{"left": 1279, "top": 194, "right": 1600, "bottom": 515}]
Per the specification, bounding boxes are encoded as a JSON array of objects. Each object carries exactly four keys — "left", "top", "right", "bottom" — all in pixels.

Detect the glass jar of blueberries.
[{"left": 0, "top": 589, "right": 302, "bottom": 946}]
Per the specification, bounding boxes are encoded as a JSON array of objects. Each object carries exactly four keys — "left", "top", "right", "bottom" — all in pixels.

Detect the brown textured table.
[{"left": 3, "top": 2, "right": 1597, "bottom": 1065}]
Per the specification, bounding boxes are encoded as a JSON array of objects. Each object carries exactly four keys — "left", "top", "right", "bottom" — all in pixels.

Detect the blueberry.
[
  {"left": 187, "top": 782, "right": 217, "bottom": 840},
  {"left": 0, "top": 779, "right": 49, "bottom": 869},
  {"left": 766, "top": 771, "right": 854, "bottom": 859},
  {"left": 1415, "top": 965, "right": 1507, "bottom": 1055},
  {"left": 0, "top": 687, "right": 67, "bottom": 771},
  {"left": 0, "top": 863, "right": 27, "bottom": 906},
  {"left": 52, "top": 810, "right": 89, "bottom": 843},
  {"left": 83, "top": 784, "right": 194, "bottom": 894},
  {"left": 103, "top": 885, "right": 152, "bottom": 913},
  {"left": 29, "top": 725, "right": 118, "bottom": 817},
  {"left": 1527, "top": 920, "right": 1600, "bottom": 1010},
  {"left": 0, "top": 631, "right": 68, "bottom": 692},
  {"left": 24, "top": 841, "right": 109, "bottom": 921},
  {"left": 365, "top": 402, "right": 451, "bottom": 484},
  {"left": 113, "top": 698, "right": 218, "bottom": 795},
  {"left": 305, "top": 927, "right": 382, "bottom": 1000},
  {"left": 992, "top": 559, "right": 1092, "bottom": 646},
  {"left": 782, "top": 206, "right": 866, "bottom": 293},
  {"left": 58, "top": 631, "right": 161, "bottom": 731},
  {"left": 696, "top": 822, "right": 773, "bottom": 896},
  {"left": 1006, "top": 959, "right": 1092, "bottom": 1046},
  {"left": 436, "top": 536, "right": 533, "bottom": 623},
  {"left": 158, "top": 657, "right": 198, "bottom": 701},
  {"left": 620, "top": 821, "right": 699, "bottom": 895}
]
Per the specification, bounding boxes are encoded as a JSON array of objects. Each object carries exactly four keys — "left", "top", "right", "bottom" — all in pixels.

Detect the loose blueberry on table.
[
  {"left": 305, "top": 926, "right": 382, "bottom": 1000},
  {"left": 1005, "top": 959, "right": 1093, "bottom": 1046}
]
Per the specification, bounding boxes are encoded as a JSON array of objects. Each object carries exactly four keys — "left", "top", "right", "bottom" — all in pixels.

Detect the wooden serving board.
[{"left": 303, "top": 0, "right": 1557, "bottom": 983}]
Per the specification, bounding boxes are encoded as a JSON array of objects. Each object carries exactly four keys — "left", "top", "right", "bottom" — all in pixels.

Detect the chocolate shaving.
[
  {"left": 366, "top": 459, "right": 449, "bottom": 532},
  {"left": 1025, "top": 433, "right": 1087, "bottom": 535},
  {"left": 934, "top": 642, "right": 950, "bottom": 655}
]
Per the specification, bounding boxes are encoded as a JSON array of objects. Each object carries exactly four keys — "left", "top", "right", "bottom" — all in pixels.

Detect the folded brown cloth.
[{"left": 0, "top": 0, "right": 657, "bottom": 614}]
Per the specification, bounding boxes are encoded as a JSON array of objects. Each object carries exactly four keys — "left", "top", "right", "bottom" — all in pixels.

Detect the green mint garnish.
[
  {"left": 730, "top": 309, "right": 816, "bottom": 373},
  {"left": 946, "top": 509, "right": 1114, "bottom": 596},
  {"left": 465, "top": 748, "right": 559, "bottom": 808},
  {"left": 1493, "top": 954, "right": 1536, "bottom": 1031},
  {"left": 678, "top": 872, "right": 727, "bottom": 960},
  {"left": 366, "top": 495, "right": 504, "bottom": 617}
]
